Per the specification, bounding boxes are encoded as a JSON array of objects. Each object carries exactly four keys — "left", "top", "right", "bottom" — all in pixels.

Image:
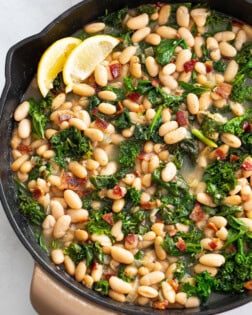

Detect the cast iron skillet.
[{"left": 1, "top": 0, "right": 252, "bottom": 314}]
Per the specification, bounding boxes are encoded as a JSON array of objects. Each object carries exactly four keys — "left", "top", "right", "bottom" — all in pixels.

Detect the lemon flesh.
[
  {"left": 37, "top": 37, "right": 82, "bottom": 97},
  {"left": 63, "top": 35, "right": 120, "bottom": 92}
]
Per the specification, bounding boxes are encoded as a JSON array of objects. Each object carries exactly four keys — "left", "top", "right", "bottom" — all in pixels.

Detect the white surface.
[{"left": 0, "top": 1, "right": 251, "bottom": 314}]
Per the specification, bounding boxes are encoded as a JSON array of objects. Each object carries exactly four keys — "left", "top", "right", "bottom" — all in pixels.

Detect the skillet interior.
[{"left": 1, "top": 0, "right": 252, "bottom": 314}]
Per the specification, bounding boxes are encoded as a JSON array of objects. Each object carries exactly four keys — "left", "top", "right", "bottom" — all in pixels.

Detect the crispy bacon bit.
[
  {"left": 32, "top": 188, "right": 42, "bottom": 199},
  {"left": 230, "top": 154, "right": 239, "bottom": 163},
  {"left": 116, "top": 101, "right": 124, "bottom": 115},
  {"left": 241, "top": 158, "right": 252, "bottom": 171},
  {"left": 153, "top": 300, "right": 169, "bottom": 310},
  {"left": 207, "top": 222, "right": 218, "bottom": 232},
  {"left": 91, "top": 108, "right": 99, "bottom": 116},
  {"left": 61, "top": 173, "right": 86, "bottom": 191},
  {"left": 127, "top": 92, "right": 141, "bottom": 103},
  {"left": 17, "top": 143, "right": 32, "bottom": 155},
  {"left": 206, "top": 63, "right": 213, "bottom": 73},
  {"left": 209, "top": 240, "right": 218, "bottom": 250},
  {"left": 232, "top": 20, "right": 244, "bottom": 27},
  {"left": 176, "top": 110, "right": 188, "bottom": 126},
  {"left": 113, "top": 185, "right": 124, "bottom": 197},
  {"left": 155, "top": 2, "right": 163, "bottom": 8},
  {"left": 215, "top": 148, "right": 227, "bottom": 161},
  {"left": 215, "top": 82, "right": 232, "bottom": 99},
  {"left": 95, "top": 117, "right": 109, "bottom": 130},
  {"left": 92, "top": 262, "right": 98, "bottom": 271},
  {"left": 184, "top": 58, "right": 198, "bottom": 73},
  {"left": 104, "top": 273, "right": 115, "bottom": 280},
  {"left": 125, "top": 234, "right": 137, "bottom": 245},
  {"left": 102, "top": 212, "right": 114, "bottom": 225},
  {"left": 242, "top": 121, "right": 252, "bottom": 132},
  {"left": 151, "top": 78, "right": 159, "bottom": 87},
  {"left": 140, "top": 201, "right": 157, "bottom": 210},
  {"left": 190, "top": 203, "right": 205, "bottom": 222},
  {"left": 137, "top": 151, "right": 156, "bottom": 161},
  {"left": 58, "top": 113, "right": 73, "bottom": 122},
  {"left": 176, "top": 237, "right": 186, "bottom": 251},
  {"left": 110, "top": 62, "right": 121, "bottom": 79},
  {"left": 168, "top": 279, "right": 179, "bottom": 292},
  {"left": 244, "top": 280, "right": 252, "bottom": 290}
]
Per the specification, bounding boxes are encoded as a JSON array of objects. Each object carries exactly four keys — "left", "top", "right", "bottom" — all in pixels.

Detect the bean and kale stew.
[{"left": 11, "top": 2, "right": 252, "bottom": 310}]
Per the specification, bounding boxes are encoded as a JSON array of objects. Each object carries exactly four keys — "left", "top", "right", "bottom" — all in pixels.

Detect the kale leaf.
[
  {"left": 154, "top": 39, "right": 187, "bottom": 66},
  {"left": 50, "top": 127, "right": 92, "bottom": 168},
  {"left": 93, "top": 280, "right": 109, "bottom": 296},
  {"left": 213, "top": 60, "right": 228, "bottom": 73},
  {"left": 113, "top": 108, "right": 132, "bottom": 130},
  {"left": 179, "top": 81, "right": 211, "bottom": 96},
  {"left": 119, "top": 140, "right": 141, "bottom": 168},
  {"left": 200, "top": 115, "right": 224, "bottom": 138},
  {"left": 90, "top": 175, "right": 117, "bottom": 190},
  {"left": 205, "top": 10, "right": 232, "bottom": 36}
]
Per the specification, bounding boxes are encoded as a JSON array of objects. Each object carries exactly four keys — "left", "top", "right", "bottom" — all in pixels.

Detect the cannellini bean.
[
  {"left": 110, "top": 246, "right": 134, "bottom": 264},
  {"left": 53, "top": 215, "right": 71, "bottom": 239},
  {"left": 219, "top": 42, "right": 237, "bottom": 57},
  {"left": 50, "top": 200, "right": 65, "bottom": 220},
  {"left": 94, "top": 64, "right": 108, "bottom": 87},
  {"left": 52, "top": 93, "right": 66, "bottom": 110},
  {"left": 140, "top": 271, "right": 165, "bottom": 286},
  {"left": 127, "top": 13, "right": 149, "bottom": 30},
  {"left": 216, "top": 227, "right": 228, "bottom": 241},
  {"left": 194, "top": 36, "right": 205, "bottom": 58},
  {"left": 19, "top": 160, "right": 33, "bottom": 174},
  {"left": 159, "top": 72, "right": 178, "bottom": 90},
  {"left": 145, "top": 33, "right": 161, "bottom": 45},
  {"left": 164, "top": 127, "right": 187, "bottom": 144},
  {"left": 138, "top": 286, "right": 158, "bottom": 298},
  {"left": 112, "top": 198, "right": 125, "bottom": 213},
  {"left": 194, "top": 264, "right": 218, "bottom": 277},
  {"left": 223, "top": 195, "right": 242, "bottom": 205},
  {"left": 51, "top": 249, "right": 64, "bottom": 265},
  {"left": 162, "top": 63, "right": 176, "bottom": 75},
  {"left": 178, "top": 27, "right": 194, "bottom": 47},
  {"left": 14, "top": 101, "right": 30, "bottom": 121},
  {"left": 100, "top": 161, "right": 117, "bottom": 176},
  {"left": 68, "top": 117, "right": 86, "bottom": 131},
  {"left": 91, "top": 234, "right": 112, "bottom": 246},
  {"left": 208, "top": 216, "right": 227, "bottom": 228},
  {"left": 119, "top": 46, "right": 137, "bottom": 65},
  {"left": 98, "top": 102, "right": 117, "bottom": 115},
  {"left": 64, "top": 190, "right": 82, "bottom": 209},
  {"left": 98, "top": 90, "right": 117, "bottom": 101},
  {"left": 93, "top": 147, "right": 108, "bottom": 166},
  {"left": 82, "top": 275, "right": 94, "bottom": 289},
  {"left": 214, "top": 31, "right": 235, "bottom": 42},
  {"left": 187, "top": 93, "right": 200, "bottom": 114},
  {"left": 67, "top": 209, "right": 89, "bottom": 223},
  {"left": 84, "top": 22, "right": 105, "bottom": 33},
  {"left": 191, "top": 8, "right": 208, "bottom": 27},
  {"left": 224, "top": 60, "right": 239, "bottom": 83},
  {"left": 131, "top": 27, "right": 151, "bottom": 43},
  {"left": 229, "top": 101, "right": 245, "bottom": 117},
  {"left": 75, "top": 261, "right": 87, "bottom": 282},
  {"left": 176, "top": 49, "right": 192, "bottom": 72},
  {"left": 156, "top": 26, "right": 177, "bottom": 39},
  {"left": 161, "top": 281, "right": 176, "bottom": 303},
  {"left": 84, "top": 128, "right": 104, "bottom": 142},
  {"left": 73, "top": 83, "right": 95, "bottom": 97},
  {"left": 154, "top": 236, "right": 167, "bottom": 260},
  {"left": 145, "top": 56, "right": 159, "bottom": 77},
  {"left": 206, "top": 37, "right": 219, "bottom": 50},
  {"left": 109, "top": 276, "right": 132, "bottom": 294},
  {"left": 235, "top": 29, "right": 247, "bottom": 51},
  {"left": 111, "top": 220, "right": 124, "bottom": 241},
  {"left": 199, "top": 253, "right": 225, "bottom": 267},
  {"left": 176, "top": 6, "right": 190, "bottom": 27},
  {"left": 161, "top": 162, "right": 177, "bottom": 182},
  {"left": 130, "top": 56, "right": 142, "bottom": 78},
  {"left": 18, "top": 119, "right": 31, "bottom": 139},
  {"left": 11, "top": 154, "right": 29, "bottom": 172},
  {"left": 68, "top": 161, "right": 87, "bottom": 179},
  {"left": 74, "top": 229, "right": 88, "bottom": 242},
  {"left": 108, "top": 290, "right": 126, "bottom": 303},
  {"left": 221, "top": 133, "right": 241, "bottom": 148},
  {"left": 42, "top": 215, "right": 56, "bottom": 230},
  {"left": 64, "top": 255, "right": 75, "bottom": 276},
  {"left": 185, "top": 296, "right": 200, "bottom": 308},
  {"left": 158, "top": 4, "right": 171, "bottom": 25},
  {"left": 197, "top": 192, "right": 216, "bottom": 207},
  {"left": 176, "top": 292, "right": 187, "bottom": 305}
]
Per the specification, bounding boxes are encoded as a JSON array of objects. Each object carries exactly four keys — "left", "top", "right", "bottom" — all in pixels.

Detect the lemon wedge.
[
  {"left": 63, "top": 35, "right": 120, "bottom": 93},
  {"left": 37, "top": 37, "right": 82, "bottom": 97}
]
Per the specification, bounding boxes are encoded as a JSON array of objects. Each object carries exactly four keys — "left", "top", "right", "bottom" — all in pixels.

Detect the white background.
[{"left": 0, "top": 1, "right": 251, "bottom": 314}]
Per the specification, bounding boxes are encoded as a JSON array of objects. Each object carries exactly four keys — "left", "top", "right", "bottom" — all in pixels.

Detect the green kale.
[
  {"left": 64, "top": 242, "right": 104, "bottom": 268},
  {"left": 90, "top": 175, "right": 117, "bottom": 190},
  {"left": 181, "top": 271, "right": 217, "bottom": 302},
  {"left": 200, "top": 115, "right": 224, "bottom": 138},
  {"left": 217, "top": 205, "right": 242, "bottom": 217},
  {"left": 224, "top": 215, "right": 249, "bottom": 248},
  {"left": 86, "top": 209, "right": 112, "bottom": 238},
  {"left": 113, "top": 108, "right": 132, "bottom": 130},
  {"left": 137, "top": 4, "right": 157, "bottom": 15},
  {"left": 16, "top": 180, "right": 46, "bottom": 226},
  {"left": 93, "top": 280, "right": 109, "bottom": 296},
  {"left": 88, "top": 95, "right": 101, "bottom": 119},
  {"left": 205, "top": 10, "right": 232, "bottom": 36},
  {"left": 116, "top": 210, "right": 150, "bottom": 235},
  {"left": 28, "top": 156, "right": 52, "bottom": 181},
  {"left": 105, "top": 86, "right": 125, "bottom": 101},
  {"left": 126, "top": 187, "right": 141, "bottom": 205},
  {"left": 179, "top": 81, "right": 211, "bottom": 96},
  {"left": 50, "top": 127, "right": 92, "bottom": 168},
  {"left": 154, "top": 39, "right": 187, "bottom": 66},
  {"left": 118, "top": 264, "right": 134, "bottom": 282},
  {"left": 28, "top": 94, "right": 52, "bottom": 138},
  {"left": 52, "top": 73, "right": 65, "bottom": 93},
  {"left": 37, "top": 233, "right": 49, "bottom": 254},
  {"left": 223, "top": 109, "right": 252, "bottom": 136},
  {"left": 203, "top": 160, "right": 237, "bottom": 205},
  {"left": 101, "top": 7, "right": 128, "bottom": 29},
  {"left": 169, "top": 138, "right": 199, "bottom": 169},
  {"left": 134, "top": 250, "right": 144, "bottom": 261},
  {"left": 174, "top": 260, "right": 186, "bottom": 282},
  {"left": 119, "top": 140, "right": 141, "bottom": 168},
  {"left": 236, "top": 41, "right": 252, "bottom": 67},
  {"left": 213, "top": 60, "right": 228, "bottom": 73}
]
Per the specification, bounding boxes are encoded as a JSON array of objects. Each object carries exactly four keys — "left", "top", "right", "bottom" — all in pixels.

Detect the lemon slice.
[
  {"left": 63, "top": 35, "right": 120, "bottom": 92},
  {"left": 37, "top": 37, "right": 82, "bottom": 97}
]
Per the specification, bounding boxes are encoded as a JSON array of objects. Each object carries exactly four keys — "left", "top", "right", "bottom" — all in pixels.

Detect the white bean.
[
  {"left": 187, "top": 93, "right": 199, "bottom": 114},
  {"left": 224, "top": 60, "right": 239, "bottom": 83},
  {"left": 161, "top": 162, "right": 177, "bottom": 182},
  {"left": 110, "top": 246, "right": 134, "bottom": 264},
  {"left": 109, "top": 276, "right": 132, "bottom": 294},
  {"left": 221, "top": 133, "right": 241, "bottom": 148},
  {"left": 14, "top": 101, "right": 30, "bottom": 121},
  {"left": 164, "top": 127, "right": 187, "bottom": 144},
  {"left": 199, "top": 253, "right": 225, "bottom": 267},
  {"left": 93, "top": 147, "right": 108, "bottom": 166},
  {"left": 176, "top": 49, "right": 192, "bottom": 72},
  {"left": 219, "top": 42, "right": 237, "bottom": 57},
  {"left": 64, "top": 190, "right": 82, "bottom": 209},
  {"left": 18, "top": 119, "right": 31, "bottom": 139},
  {"left": 127, "top": 13, "right": 149, "bottom": 30},
  {"left": 53, "top": 215, "right": 71, "bottom": 239},
  {"left": 176, "top": 6, "right": 190, "bottom": 27}
]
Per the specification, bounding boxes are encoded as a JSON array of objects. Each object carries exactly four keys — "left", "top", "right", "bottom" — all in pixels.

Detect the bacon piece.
[
  {"left": 137, "top": 151, "right": 156, "bottom": 161},
  {"left": 205, "top": 63, "right": 213, "bottom": 73},
  {"left": 153, "top": 300, "right": 169, "bottom": 310},
  {"left": 215, "top": 82, "right": 232, "bottom": 99},
  {"left": 176, "top": 237, "right": 186, "bottom": 251},
  {"left": 241, "top": 158, "right": 252, "bottom": 171},
  {"left": 190, "top": 203, "right": 205, "bottom": 222},
  {"left": 102, "top": 212, "right": 114, "bottom": 225},
  {"left": 184, "top": 58, "right": 198, "bottom": 73},
  {"left": 209, "top": 240, "right": 218, "bottom": 250},
  {"left": 104, "top": 273, "right": 115, "bottom": 280},
  {"left": 230, "top": 154, "right": 239, "bottom": 163},
  {"left": 61, "top": 173, "right": 86, "bottom": 191},
  {"left": 151, "top": 78, "right": 159, "bottom": 87},
  {"left": 110, "top": 62, "right": 121, "bottom": 79},
  {"left": 140, "top": 201, "right": 157, "bottom": 210},
  {"left": 127, "top": 92, "right": 141, "bottom": 103},
  {"left": 168, "top": 279, "right": 179, "bottom": 292},
  {"left": 113, "top": 185, "right": 124, "bottom": 198},
  {"left": 17, "top": 143, "right": 32, "bottom": 155},
  {"left": 32, "top": 188, "right": 42, "bottom": 199},
  {"left": 215, "top": 148, "right": 227, "bottom": 161},
  {"left": 176, "top": 110, "right": 188, "bottom": 126},
  {"left": 232, "top": 20, "right": 244, "bottom": 27},
  {"left": 244, "top": 280, "right": 252, "bottom": 290},
  {"left": 125, "top": 234, "right": 137, "bottom": 245},
  {"left": 95, "top": 117, "right": 109, "bottom": 130}
]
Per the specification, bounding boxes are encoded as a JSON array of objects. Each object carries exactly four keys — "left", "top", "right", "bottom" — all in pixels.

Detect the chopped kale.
[
  {"left": 28, "top": 156, "right": 52, "bottom": 181},
  {"left": 200, "top": 115, "right": 224, "bottom": 138},
  {"left": 213, "top": 60, "right": 228, "bottom": 73},
  {"left": 113, "top": 108, "right": 132, "bottom": 130},
  {"left": 93, "top": 280, "right": 109, "bottom": 296},
  {"left": 154, "top": 39, "right": 187, "bottom": 66},
  {"left": 119, "top": 140, "right": 141, "bottom": 168},
  {"left": 118, "top": 264, "right": 134, "bottom": 282},
  {"left": 90, "top": 175, "right": 117, "bottom": 190},
  {"left": 116, "top": 210, "right": 150, "bottom": 235},
  {"left": 179, "top": 81, "right": 211, "bottom": 96},
  {"left": 205, "top": 10, "right": 232, "bottom": 36}
]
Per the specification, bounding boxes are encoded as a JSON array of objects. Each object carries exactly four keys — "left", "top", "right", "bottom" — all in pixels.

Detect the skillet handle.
[{"left": 30, "top": 264, "right": 119, "bottom": 315}]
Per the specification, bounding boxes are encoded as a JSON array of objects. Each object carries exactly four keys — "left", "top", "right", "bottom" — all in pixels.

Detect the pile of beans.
[{"left": 10, "top": 3, "right": 252, "bottom": 310}]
